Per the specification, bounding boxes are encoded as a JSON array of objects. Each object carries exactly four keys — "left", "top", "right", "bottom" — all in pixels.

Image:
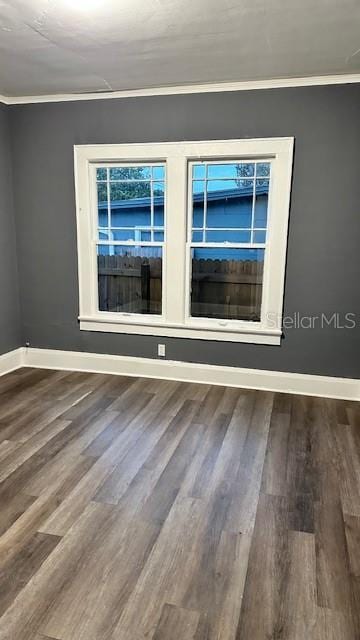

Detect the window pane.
[
  {"left": 193, "top": 180, "right": 205, "bottom": 193},
  {"left": 110, "top": 182, "right": 151, "bottom": 228},
  {"left": 192, "top": 181, "right": 205, "bottom": 228},
  {"left": 206, "top": 179, "right": 253, "bottom": 229},
  {"left": 112, "top": 229, "right": 135, "bottom": 241},
  {"left": 152, "top": 166, "right": 165, "bottom": 180},
  {"left": 190, "top": 247, "right": 264, "bottom": 321},
  {"left": 205, "top": 230, "right": 251, "bottom": 243},
  {"left": 97, "top": 183, "right": 108, "bottom": 228},
  {"left": 96, "top": 168, "right": 107, "bottom": 181},
  {"left": 207, "top": 163, "right": 255, "bottom": 179},
  {"left": 193, "top": 164, "right": 206, "bottom": 179},
  {"left": 207, "top": 179, "right": 252, "bottom": 192},
  {"left": 97, "top": 245, "right": 162, "bottom": 314},
  {"left": 256, "top": 162, "right": 270, "bottom": 177},
  {"left": 109, "top": 166, "right": 152, "bottom": 181},
  {"left": 192, "top": 230, "right": 203, "bottom": 242},
  {"left": 254, "top": 179, "right": 269, "bottom": 228},
  {"left": 110, "top": 181, "right": 151, "bottom": 201},
  {"left": 154, "top": 181, "right": 165, "bottom": 227},
  {"left": 253, "top": 230, "right": 266, "bottom": 243}
]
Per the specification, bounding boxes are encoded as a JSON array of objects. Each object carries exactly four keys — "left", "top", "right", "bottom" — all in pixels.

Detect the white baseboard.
[
  {"left": 0, "top": 347, "right": 26, "bottom": 377},
  {"left": 17, "top": 347, "right": 359, "bottom": 401},
  {"left": 1, "top": 346, "right": 358, "bottom": 401}
]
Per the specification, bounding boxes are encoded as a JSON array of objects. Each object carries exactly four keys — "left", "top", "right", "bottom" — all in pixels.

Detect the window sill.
[{"left": 79, "top": 316, "right": 282, "bottom": 345}]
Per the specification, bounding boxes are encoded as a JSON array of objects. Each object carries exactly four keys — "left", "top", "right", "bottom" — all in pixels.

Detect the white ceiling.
[{"left": 0, "top": 0, "right": 360, "bottom": 98}]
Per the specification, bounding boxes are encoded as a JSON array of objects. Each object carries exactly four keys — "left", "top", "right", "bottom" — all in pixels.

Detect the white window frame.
[{"left": 74, "top": 138, "right": 294, "bottom": 345}]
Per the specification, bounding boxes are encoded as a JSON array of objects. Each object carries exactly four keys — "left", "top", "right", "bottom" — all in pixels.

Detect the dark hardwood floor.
[{"left": 0, "top": 367, "right": 359, "bottom": 639}]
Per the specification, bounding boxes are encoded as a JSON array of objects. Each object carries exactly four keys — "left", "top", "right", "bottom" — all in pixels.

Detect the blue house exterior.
[{"left": 98, "top": 185, "right": 269, "bottom": 261}]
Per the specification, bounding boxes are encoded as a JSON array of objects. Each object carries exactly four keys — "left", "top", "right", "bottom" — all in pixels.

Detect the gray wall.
[
  {"left": 9, "top": 85, "right": 360, "bottom": 378},
  {"left": 0, "top": 105, "right": 21, "bottom": 355}
]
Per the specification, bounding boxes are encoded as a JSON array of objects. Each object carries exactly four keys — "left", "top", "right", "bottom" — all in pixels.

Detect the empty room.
[{"left": 0, "top": 1, "right": 360, "bottom": 638}]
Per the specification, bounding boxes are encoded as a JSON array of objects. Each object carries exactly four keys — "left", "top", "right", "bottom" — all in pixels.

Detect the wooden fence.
[
  {"left": 98, "top": 254, "right": 263, "bottom": 319},
  {"left": 191, "top": 256, "right": 263, "bottom": 320},
  {"left": 98, "top": 254, "right": 162, "bottom": 314}
]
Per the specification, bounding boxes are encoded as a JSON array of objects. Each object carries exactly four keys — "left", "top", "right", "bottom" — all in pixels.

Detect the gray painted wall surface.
[
  {"left": 9, "top": 85, "right": 360, "bottom": 377},
  {"left": 0, "top": 105, "right": 21, "bottom": 355}
]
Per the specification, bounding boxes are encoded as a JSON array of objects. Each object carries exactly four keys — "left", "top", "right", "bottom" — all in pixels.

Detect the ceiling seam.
[{"left": 20, "top": 15, "right": 115, "bottom": 94}]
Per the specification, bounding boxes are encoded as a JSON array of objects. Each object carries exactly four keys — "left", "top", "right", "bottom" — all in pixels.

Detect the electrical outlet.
[{"left": 158, "top": 344, "right": 166, "bottom": 357}]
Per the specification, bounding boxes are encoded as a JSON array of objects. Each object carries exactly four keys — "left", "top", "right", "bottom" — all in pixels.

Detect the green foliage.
[
  {"left": 236, "top": 162, "right": 270, "bottom": 189},
  {"left": 97, "top": 168, "right": 164, "bottom": 204}
]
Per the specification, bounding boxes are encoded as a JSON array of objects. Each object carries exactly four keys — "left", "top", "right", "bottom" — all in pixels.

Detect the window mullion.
[
  {"left": 106, "top": 168, "right": 111, "bottom": 237},
  {"left": 203, "top": 165, "right": 208, "bottom": 243},
  {"left": 250, "top": 166, "right": 256, "bottom": 243},
  {"left": 164, "top": 156, "right": 187, "bottom": 324},
  {"left": 150, "top": 177, "right": 154, "bottom": 243}
]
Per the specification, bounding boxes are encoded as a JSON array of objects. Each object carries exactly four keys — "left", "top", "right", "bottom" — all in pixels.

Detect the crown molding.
[{"left": 1, "top": 73, "right": 360, "bottom": 105}]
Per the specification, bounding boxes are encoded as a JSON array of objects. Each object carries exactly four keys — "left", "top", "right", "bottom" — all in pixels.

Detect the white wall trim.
[
  {"left": 1, "top": 73, "right": 360, "bottom": 105},
  {"left": 0, "top": 347, "right": 26, "bottom": 377},
  {"left": 17, "top": 347, "right": 360, "bottom": 401},
  {"left": 1, "top": 347, "right": 358, "bottom": 401}
]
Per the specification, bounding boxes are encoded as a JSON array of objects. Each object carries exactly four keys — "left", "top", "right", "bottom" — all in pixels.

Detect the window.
[
  {"left": 188, "top": 161, "right": 269, "bottom": 324},
  {"left": 96, "top": 165, "right": 164, "bottom": 314},
  {"left": 75, "top": 138, "right": 294, "bottom": 344}
]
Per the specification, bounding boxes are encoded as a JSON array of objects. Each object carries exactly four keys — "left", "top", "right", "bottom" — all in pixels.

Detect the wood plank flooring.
[{"left": 0, "top": 367, "right": 359, "bottom": 639}]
